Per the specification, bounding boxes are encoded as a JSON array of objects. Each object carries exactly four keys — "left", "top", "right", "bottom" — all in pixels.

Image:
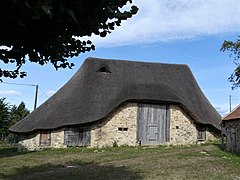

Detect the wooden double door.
[
  {"left": 64, "top": 127, "right": 90, "bottom": 147},
  {"left": 137, "top": 104, "right": 170, "bottom": 145}
]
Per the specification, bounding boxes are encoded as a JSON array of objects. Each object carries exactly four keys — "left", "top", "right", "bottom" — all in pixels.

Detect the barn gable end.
[
  {"left": 222, "top": 105, "right": 240, "bottom": 154},
  {"left": 10, "top": 57, "right": 221, "bottom": 151},
  {"left": 17, "top": 103, "right": 219, "bottom": 151}
]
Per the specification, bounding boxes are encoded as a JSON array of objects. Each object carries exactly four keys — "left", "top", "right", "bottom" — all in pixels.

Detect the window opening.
[
  {"left": 118, "top": 127, "right": 128, "bottom": 131},
  {"left": 97, "top": 66, "right": 111, "bottom": 74}
]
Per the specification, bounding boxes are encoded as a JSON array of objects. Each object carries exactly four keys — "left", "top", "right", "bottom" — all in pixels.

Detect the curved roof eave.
[{"left": 9, "top": 57, "right": 222, "bottom": 133}]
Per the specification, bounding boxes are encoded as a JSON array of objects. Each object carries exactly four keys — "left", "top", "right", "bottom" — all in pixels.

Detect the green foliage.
[
  {"left": 10, "top": 102, "right": 30, "bottom": 126},
  {"left": 221, "top": 36, "right": 240, "bottom": 89},
  {"left": 0, "top": 99, "right": 29, "bottom": 142},
  {"left": 0, "top": 98, "right": 10, "bottom": 140},
  {"left": 113, "top": 141, "right": 118, "bottom": 147},
  {"left": 0, "top": 0, "right": 138, "bottom": 79}
]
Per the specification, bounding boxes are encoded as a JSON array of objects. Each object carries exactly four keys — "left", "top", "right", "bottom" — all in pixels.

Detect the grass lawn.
[{"left": 0, "top": 143, "right": 240, "bottom": 180}]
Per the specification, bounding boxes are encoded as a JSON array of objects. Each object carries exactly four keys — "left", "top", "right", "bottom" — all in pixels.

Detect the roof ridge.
[
  {"left": 86, "top": 57, "right": 189, "bottom": 67},
  {"left": 222, "top": 104, "right": 240, "bottom": 120}
]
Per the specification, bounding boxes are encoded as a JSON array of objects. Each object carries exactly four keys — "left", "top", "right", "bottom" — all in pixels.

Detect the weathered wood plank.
[
  {"left": 64, "top": 127, "right": 90, "bottom": 147},
  {"left": 137, "top": 104, "right": 169, "bottom": 145}
]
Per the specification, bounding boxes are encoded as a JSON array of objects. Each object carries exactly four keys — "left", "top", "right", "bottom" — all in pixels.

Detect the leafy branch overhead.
[
  {"left": 221, "top": 37, "right": 240, "bottom": 89},
  {"left": 0, "top": 0, "right": 138, "bottom": 79}
]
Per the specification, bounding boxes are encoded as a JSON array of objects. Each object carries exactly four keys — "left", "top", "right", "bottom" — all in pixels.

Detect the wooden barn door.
[
  {"left": 230, "top": 129, "right": 237, "bottom": 151},
  {"left": 137, "top": 104, "right": 169, "bottom": 145},
  {"left": 64, "top": 127, "right": 90, "bottom": 147}
]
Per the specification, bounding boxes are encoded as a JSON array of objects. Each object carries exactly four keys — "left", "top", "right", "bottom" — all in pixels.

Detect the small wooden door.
[
  {"left": 137, "top": 104, "right": 169, "bottom": 145},
  {"left": 230, "top": 129, "right": 237, "bottom": 151},
  {"left": 196, "top": 125, "right": 206, "bottom": 141},
  {"left": 39, "top": 131, "right": 51, "bottom": 146},
  {"left": 64, "top": 127, "right": 90, "bottom": 147}
]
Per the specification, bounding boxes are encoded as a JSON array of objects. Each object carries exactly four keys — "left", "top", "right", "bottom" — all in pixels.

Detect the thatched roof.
[
  {"left": 222, "top": 105, "right": 240, "bottom": 121},
  {"left": 10, "top": 57, "right": 221, "bottom": 133}
]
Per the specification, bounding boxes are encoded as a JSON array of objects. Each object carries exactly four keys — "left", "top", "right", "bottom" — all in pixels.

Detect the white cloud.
[
  {"left": 215, "top": 106, "right": 229, "bottom": 116},
  {"left": 0, "top": 90, "right": 22, "bottom": 96},
  {"left": 214, "top": 101, "right": 239, "bottom": 117},
  {"left": 89, "top": 0, "right": 239, "bottom": 47}
]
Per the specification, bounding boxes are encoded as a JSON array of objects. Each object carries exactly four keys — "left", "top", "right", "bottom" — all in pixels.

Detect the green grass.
[{"left": 0, "top": 144, "right": 240, "bottom": 180}]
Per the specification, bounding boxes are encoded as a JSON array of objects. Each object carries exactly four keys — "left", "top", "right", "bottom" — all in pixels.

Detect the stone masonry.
[
  {"left": 170, "top": 105, "right": 219, "bottom": 145},
  {"left": 18, "top": 132, "right": 40, "bottom": 151},
  {"left": 91, "top": 103, "right": 138, "bottom": 147},
  {"left": 18, "top": 129, "right": 66, "bottom": 151},
  {"left": 18, "top": 103, "right": 219, "bottom": 151},
  {"left": 170, "top": 105, "right": 198, "bottom": 145},
  {"left": 222, "top": 120, "right": 240, "bottom": 153},
  {"left": 51, "top": 128, "right": 65, "bottom": 148}
]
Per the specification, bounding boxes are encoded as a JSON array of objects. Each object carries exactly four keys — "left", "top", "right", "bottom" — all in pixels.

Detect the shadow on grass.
[
  {"left": 0, "top": 146, "right": 33, "bottom": 158},
  {"left": 0, "top": 160, "right": 142, "bottom": 180}
]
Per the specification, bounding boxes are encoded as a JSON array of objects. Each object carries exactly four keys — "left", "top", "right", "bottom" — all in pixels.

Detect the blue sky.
[{"left": 0, "top": 0, "right": 239, "bottom": 116}]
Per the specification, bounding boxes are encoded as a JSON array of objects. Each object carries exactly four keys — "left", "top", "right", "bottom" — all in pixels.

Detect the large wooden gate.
[
  {"left": 64, "top": 127, "right": 90, "bottom": 147},
  {"left": 137, "top": 104, "right": 170, "bottom": 145}
]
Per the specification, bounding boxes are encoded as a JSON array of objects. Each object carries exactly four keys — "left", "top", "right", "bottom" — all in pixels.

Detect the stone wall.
[
  {"left": 169, "top": 105, "right": 198, "bottom": 145},
  {"left": 206, "top": 127, "right": 220, "bottom": 141},
  {"left": 91, "top": 103, "right": 138, "bottom": 147},
  {"left": 169, "top": 105, "right": 219, "bottom": 145},
  {"left": 18, "top": 129, "right": 66, "bottom": 151},
  {"left": 18, "top": 132, "right": 40, "bottom": 151},
  {"left": 51, "top": 128, "right": 66, "bottom": 148},
  {"left": 222, "top": 120, "right": 240, "bottom": 153},
  {"left": 18, "top": 103, "right": 219, "bottom": 151}
]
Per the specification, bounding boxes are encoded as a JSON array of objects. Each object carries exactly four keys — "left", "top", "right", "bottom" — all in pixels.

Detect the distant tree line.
[{"left": 0, "top": 98, "right": 29, "bottom": 142}]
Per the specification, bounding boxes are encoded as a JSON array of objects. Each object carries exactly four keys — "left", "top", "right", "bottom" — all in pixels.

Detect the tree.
[
  {"left": 0, "top": 99, "right": 30, "bottom": 142},
  {"left": 0, "top": 98, "right": 10, "bottom": 140},
  {"left": 10, "top": 102, "right": 30, "bottom": 126},
  {"left": 221, "top": 36, "right": 240, "bottom": 89},
  {"left": 0, "top": 0, "right": 138, "bottom": 79},
  {"left": 8, "top": 102, "right": 30, "bottom": 142}
]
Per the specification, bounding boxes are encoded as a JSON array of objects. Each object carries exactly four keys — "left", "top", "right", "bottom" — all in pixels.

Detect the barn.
[
  {"left": 9, "top": 57, "right": 221, "bottom": 151},
  {"left": 222, "top": 105, "right": 240, "bottom": 154}
]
